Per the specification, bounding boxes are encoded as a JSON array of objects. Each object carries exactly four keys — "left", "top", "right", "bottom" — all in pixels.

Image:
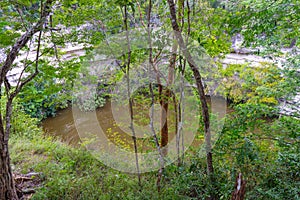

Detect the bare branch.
[
  {"left": 13, "top": 30, "right": 42, "bottom": 98},
  {"left": 136, "top": 0, "right": 146, "bottom": 28},
  {"left": 15, "top": 6, "right": 28, "bottom": 31},
  {"left": 153, "top": 49, "right": 162, "bottom": 63},
  {"left": 50, "top": 15, "right": 61, "bottom": 62},
  {"left": 10, "top": 0, "right": 47, "bottom": 99},
  {"left": 14, "top": 38, "right": 33, "bottom": 92}
]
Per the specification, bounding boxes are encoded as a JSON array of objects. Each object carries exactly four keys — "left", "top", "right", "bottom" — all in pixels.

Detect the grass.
[
  {"left": 10, "top": 133, "right": 190, "bottom": 200},
  {"left": 8, "top": 111, "right": 300, "bottom": 199}
]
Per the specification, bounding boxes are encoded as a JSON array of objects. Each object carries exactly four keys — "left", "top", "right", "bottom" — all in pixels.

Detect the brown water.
[
  {"left": 42, "top": 99, "right": 178, "bottom": 151},
  {"left": 42, "top": 97, "right": 230, "bottom": 151},
  {"left": 42, "top": 100, "right": 130, "bottom": 146}
]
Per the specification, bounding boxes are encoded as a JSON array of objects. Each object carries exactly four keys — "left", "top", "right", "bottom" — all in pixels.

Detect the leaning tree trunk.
[
  {"left": 166, "top": 0, "right": 213, "bottom": 176},
  {"left": 0, "top": 1, "right": 54, "bottom": 199},
  {"left": 167, "top": 0, "right": 215, "bottom": 198}
]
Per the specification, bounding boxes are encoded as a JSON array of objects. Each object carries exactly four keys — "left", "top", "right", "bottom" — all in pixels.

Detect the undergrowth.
[{"left": 8, "top": 101, "right": 300, "bottom": 200}]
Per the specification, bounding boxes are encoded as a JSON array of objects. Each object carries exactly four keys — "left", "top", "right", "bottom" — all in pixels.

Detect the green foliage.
[
  {"left": 18, "top": 82, "right": 58, "bottom": 120},
  {"left": 0, "top": 97, "right": 41, "bottom": 138},
  {"left": 189, "top": 2, "right": 232, "bottom": 57},
  {"left": 73, "top": 91, "right": 106, "bottom": 112},
  {"left": 226, "top": 0, "right": 300, "bottom": 49},
  {"left": 10, "top": 133, "right": 181, "bottom": 200},
  {"left": 280, "top": 54, "right": 300, "bottom": 116},
  {"left": 19, "top": 60, "right": 81, "bottom": 119},
  {"left": 8, "top": 94, "right": 300, "bottom": 199},
  {"left": 218, "top": 63, "right": 286, "bottom": 105},
  {"left": 2, "top": 0, "right": 299, "bottom": 199},
  {"left": 215, "top": 105, "right": 300, "bottom": 199},
  {"left": 0, "top": 30, "right": 20, "bottom": 47}
]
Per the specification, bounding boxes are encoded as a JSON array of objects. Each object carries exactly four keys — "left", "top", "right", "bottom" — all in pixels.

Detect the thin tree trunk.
[
  {"left": 122, "top": 5, "right": 141, "bottom": 186},
  {"left": 161, "top": 42, "right": 177, "bottom": 156},
  {"left": 176, "top": 0, "right": 183, "bottom": 166},
  {"left": 167, "top": 0, "right": 215, "bottom": 198},
  {"left": 161, "top": 0, "right": 180, "bottom": 155},
  {"left": 177, "top": 57, "right": 185, "bottom": 166},
  {"left": 232, "top": 173, "right": 246, "bottom": 200},
  {"left": 147, "top": 0, "right": 165, "bottom": 192},
  {"left": 149, "top": 83, "right": 165, "bottom": 192},
  {"left": 167, "top": 0, "right": 213, "bottom": 176}
]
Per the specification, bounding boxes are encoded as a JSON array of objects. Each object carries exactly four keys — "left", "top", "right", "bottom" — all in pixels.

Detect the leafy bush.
[
  {"left": 218, "top": 63, "right": 286, "bottom": 105},
  {"left": 18, "top": 59, "right": 81, "bottom": 120},
  {"left": 19, "top": 81, "right": 59, "bottom": 120},
  {"left": 73, "top": 90, "right": 106, "bottom": 112},
  {"left": 0, "top": 97, "right": 41, "bottom": 138},
  {"left": 214, "top": 106, "right": 300, "bottom": 199}
]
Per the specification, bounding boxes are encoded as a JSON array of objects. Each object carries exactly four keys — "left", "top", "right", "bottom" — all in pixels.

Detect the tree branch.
[
  {"left": 15, "top": 5, "right": 28, "bottom": 31},
  {"left": 0, "top": 0, "right": 54, "bottom": 86},
  {"left": 11, "top": 30, "right": 42, "bottom": 99}
]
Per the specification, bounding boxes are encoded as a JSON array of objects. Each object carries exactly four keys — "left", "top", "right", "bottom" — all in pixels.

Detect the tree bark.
[
  {"left": 0, "top": 1, "right": 54, "bottom": 199},
  {"left": 0, "top": 141, "right": 18, "bottom": 200},
  {"left": 122, "top": 4, "right": 141, "bottom": 185},
  {"left": 167, "top": 0, "right": 213, "bottom": 177},
  {"left": 160, "top": 42, "right": 177, "bottom": 156},
  {"left": 160, "top": 97, "right": 169, "bottom": 153},
  {"left": 232, "top": 173, "right": 246, "bottom": 200}
]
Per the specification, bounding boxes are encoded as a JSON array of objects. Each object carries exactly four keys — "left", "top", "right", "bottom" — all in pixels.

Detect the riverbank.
[
  {"left": 9, "top": 108, "right": 299, "bottom": 199},
  {"left": 10, "top": 134, "right": 160, "bottom": 199}
]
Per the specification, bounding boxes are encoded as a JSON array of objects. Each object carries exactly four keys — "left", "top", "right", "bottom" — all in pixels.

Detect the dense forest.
[{"left": 0, "top": 0, "right": 299, "bottom": 199}]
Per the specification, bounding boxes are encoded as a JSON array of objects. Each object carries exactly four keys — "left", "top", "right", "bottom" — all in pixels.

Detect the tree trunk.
[
  {"left": 0, "top": 1, "right": 53, "bottom": 199},
  {"left": 232, "top": 173, "right": 246, "bottom": 200},
  {"left": 160, "top": 98, "right": 169, "bottom": 150},
  {"left": 166, "top": 0, "right": 213, "bottom": 176},
  {"left": 167, "top": 0, "right": 215, "bottom": 198},
  {"left": 0, "top": 139, "right": 18, "bottom": 200},
  {"left": 160, "top": 88, "right": 170, "bottom": 156},
  {"left": 160, "top": 43, "right": 176, "bottom": 155},
  {"left": 122, "top": 4, "right": 141, "bottom": 185},
  {"left": 147, "top": 0, "right": 165, "bottom": 192}
]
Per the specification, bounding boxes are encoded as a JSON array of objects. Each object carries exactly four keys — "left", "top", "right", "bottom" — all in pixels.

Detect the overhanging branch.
[{"left": 0, "top": 0, "right": 54, "bottom": 86}]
